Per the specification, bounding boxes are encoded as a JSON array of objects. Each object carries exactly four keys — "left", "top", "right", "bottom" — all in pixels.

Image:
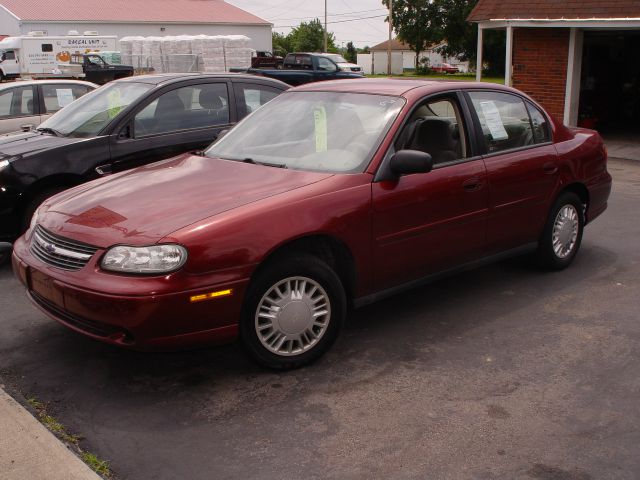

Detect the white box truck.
[{"left": 0, "top": 31, "right": 118, "bottom": 80}]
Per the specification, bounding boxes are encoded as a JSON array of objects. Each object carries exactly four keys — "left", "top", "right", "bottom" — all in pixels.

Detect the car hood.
[
  {"left": 0, "top": 130, "right": 87, "bottom": 157},
  {"left": 39, "top": 154, "right": 334, "bottom": 248}
]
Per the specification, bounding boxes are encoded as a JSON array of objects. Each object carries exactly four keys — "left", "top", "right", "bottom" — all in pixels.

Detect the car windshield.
[
  {"left": 326, "top": 54, "right": 348, "bottom": 63},
  {"left": 38, "top": 82, "right": 153, "bottom": 138},
  {"left": 205, "top": 91, "right": 404, "bottom": 173}
]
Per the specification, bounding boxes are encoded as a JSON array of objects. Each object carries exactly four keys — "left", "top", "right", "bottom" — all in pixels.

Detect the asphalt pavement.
[{"left": 0, "top": 158, "right": 639, "bottom": 480}]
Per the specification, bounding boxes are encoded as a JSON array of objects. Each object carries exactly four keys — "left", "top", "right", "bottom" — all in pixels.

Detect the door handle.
[
  {"left": 462, "top": 177, "right": 483, "bottom": 192},
  {"left": 543, "top": 162, "right": 558, "bottom": 175},
  {"left": 95, "top": 164, "right": 113, "bottom": 176}
]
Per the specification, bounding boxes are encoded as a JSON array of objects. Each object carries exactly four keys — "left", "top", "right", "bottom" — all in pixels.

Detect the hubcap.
[
  {"left": 552, "top": 204, "right": 579, "bottom": 259},
  {"left": 255, "top": 276, "right": 331, "bottom": 357}
]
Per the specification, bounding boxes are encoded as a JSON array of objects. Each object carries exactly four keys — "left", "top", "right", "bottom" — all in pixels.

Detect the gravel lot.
[{"left": 1, "top": 158, "right": 638, "bottom": 480}]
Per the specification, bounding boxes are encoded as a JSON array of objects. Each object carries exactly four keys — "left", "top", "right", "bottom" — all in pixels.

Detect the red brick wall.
[{"left": 512, "top": 28, "right": 570, "bottom": 121}]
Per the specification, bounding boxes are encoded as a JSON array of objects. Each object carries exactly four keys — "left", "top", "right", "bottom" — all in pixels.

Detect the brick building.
[{"left": 468, "top": 0, "right": 640, "bottom": 135}]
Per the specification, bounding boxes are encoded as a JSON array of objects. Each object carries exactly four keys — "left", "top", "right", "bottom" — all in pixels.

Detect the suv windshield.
[
  {"left": 38, "top": 82, "right": 153, "bottom": 138},
  {"left": 205, "top": 91, "right": 404, "bottom": 173},
  {"left": 326, "top": 54, "right": 348, "bottom": 63}
]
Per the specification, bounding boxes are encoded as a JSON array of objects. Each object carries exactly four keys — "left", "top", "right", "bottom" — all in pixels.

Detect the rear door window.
[
  {"left": 468, "top": 91, "right": 535, "bottom": 154},
  {"left": 41, "top": 84, "right": 93, "bottom": 114}
]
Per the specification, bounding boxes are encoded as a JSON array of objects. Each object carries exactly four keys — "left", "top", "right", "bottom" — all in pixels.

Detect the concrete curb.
[{"left": 0, "top": 387, "right": 101, "bottom": 480}]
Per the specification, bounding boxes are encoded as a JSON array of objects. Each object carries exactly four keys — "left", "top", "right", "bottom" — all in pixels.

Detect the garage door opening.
[{"left": 579, "top": 31, "right": 640, "bottom": 136}]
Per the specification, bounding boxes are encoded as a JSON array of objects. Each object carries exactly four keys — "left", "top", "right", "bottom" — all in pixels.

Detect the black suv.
[{"left": 0, "top": 73, "right": 288, "bottom": 240}]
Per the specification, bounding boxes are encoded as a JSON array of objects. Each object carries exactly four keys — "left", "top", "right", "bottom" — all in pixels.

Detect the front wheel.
[
  {"left": 240, "top": 254, "right": 346, "bottom": 369},
  {"left": 535, "top": 192, "right": 584, "bottom": 270}
]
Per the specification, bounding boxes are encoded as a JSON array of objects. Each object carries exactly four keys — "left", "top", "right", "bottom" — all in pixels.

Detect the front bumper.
[{"left": 12, "top": 235, "right": 249, "bottom": 350}]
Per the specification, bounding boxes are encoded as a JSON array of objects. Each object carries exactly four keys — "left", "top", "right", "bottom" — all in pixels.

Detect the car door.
[
  {"left": 108, "top": 80, "right": 235, "bottom": 174},
  {"left": 0, "top": 85, "right": 38, "bottom": 134},
  {"left": 38, "top": 83, "right": 94, "bottom": 124},
  {"left": 314, "top": 56, "right": 339, "bottom": 82},
  {"left": 371, "top": 93, "right": 488, "bottom": 291},
  {"left": 465, "top": 90, "right": 559, "bottom": 254}
]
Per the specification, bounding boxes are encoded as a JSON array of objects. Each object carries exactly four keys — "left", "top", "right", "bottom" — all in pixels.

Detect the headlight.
[
  {"left": 29, "top": 205, "right": 43, "bottom": 231},
  {"left": 101, "top": 244, "right": 188, "bottom": 274},
  {"left": 0, "top": 159, "right": 9, "bottom": 171}
]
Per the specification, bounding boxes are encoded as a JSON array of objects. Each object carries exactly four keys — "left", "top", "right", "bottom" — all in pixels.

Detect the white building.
[
  {"left": 0, "top": 0, "right": 272, "bottom": 51},
  {"left": 365, "top": 38, "right": 470, "bottom": 73}
]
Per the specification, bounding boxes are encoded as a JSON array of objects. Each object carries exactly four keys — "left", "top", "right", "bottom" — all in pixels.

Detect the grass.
[
  {"left": 366, "top": 72, "right": 505, "bottom": 84},
  {"left": 27, "top": 397, "right": 112, "bottom": 478}
]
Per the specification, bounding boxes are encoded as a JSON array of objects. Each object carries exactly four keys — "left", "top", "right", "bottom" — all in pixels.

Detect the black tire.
[
  {"left": 536, "top": 191, "right": 584, "bottom": 270},
  {"left": 240, "top": 254, "right": 346, "bottom": 370},
  {"left": 20, "top": 187, "right": 66, "bottom": 234}
]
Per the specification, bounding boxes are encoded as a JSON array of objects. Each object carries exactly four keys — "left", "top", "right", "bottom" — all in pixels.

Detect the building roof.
[
  {"left": 370, "top": 38, "right": 413, "bottom": 51},
  {"left": 468, "top": 0, "right": 640, "bottom": 22},
  {"left": 371, "top": 38, "right": 442, "bottom": 52},
  {"left": 0, "top": 0, "right": 270, "bottom": 24}
]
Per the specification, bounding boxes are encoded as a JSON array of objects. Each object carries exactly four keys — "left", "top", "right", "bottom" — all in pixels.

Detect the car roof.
[
  {"left": 0, "top": 79, "right": 98, "bottom": 89},
  {"left": 292, "top": 78, "right": 518, "bottom": 97},
  {"left": 115, "top": 73, "right": 289, "bottom": 88}
]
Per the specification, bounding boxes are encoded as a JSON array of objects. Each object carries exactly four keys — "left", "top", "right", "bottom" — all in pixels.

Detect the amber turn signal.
[{"left": 190, "top": 289, "right": 233, "bottom": 303}]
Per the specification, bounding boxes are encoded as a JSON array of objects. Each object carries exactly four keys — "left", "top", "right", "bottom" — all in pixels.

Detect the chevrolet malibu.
[{"left": 12, "top": 79, "right": 612, "bottom": 369}]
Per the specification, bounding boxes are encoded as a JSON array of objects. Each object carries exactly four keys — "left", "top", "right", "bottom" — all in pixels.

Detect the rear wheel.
[
  {"left": 240, "top": 254, "right": 346, "bottom": 369},
  {"left": 536, "top": 192, "right": 584, "bottom": 270}
]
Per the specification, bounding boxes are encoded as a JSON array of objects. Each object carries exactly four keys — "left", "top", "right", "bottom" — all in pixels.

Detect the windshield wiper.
[
  {"left": 243, "top": 158, "right": 287, "bottom": 169},
  {"left": 36, "top": 127, "right": 64, "bottom": 137}
]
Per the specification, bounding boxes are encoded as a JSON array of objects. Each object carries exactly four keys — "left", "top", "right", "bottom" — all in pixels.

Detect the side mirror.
[{"left": 389, "top": 150, "right": 433, "bottom": 176}]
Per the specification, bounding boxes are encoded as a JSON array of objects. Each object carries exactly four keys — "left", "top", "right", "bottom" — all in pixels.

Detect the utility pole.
[
  {"left": 387, "top": 0, "right": 393, "bottom": 75},
  {"left": 324, "top": 0, "right": 328, "bottom": 52}
]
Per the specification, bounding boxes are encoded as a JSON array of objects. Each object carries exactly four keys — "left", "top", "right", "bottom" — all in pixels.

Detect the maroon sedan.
[
  {"left": 431, "top": 62, "right": 459, "bottom": 74},
  {"left": 12, "top": 79, "right": 612, "bottom": 369}
]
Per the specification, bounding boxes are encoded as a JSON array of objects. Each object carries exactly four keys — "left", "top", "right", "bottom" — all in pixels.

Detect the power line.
[
  {"left": 274, "top": 14, "right": 386, "bottom": 29},
  {"left": 268, "top": 8, "right": 386, "bottom": 22}
]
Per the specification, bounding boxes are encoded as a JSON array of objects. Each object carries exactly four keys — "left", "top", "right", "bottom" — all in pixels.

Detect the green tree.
[
  {"left": 434, "top": 0, "right": 504, "bottom": 73},
  {"left": 272, "top": 31, "right": 292, "bottom": 55},
  {"left": 345, "top": 41, "right": 357, "bottom": 63},
  {"left": 382, "top": 0, "right": 441, "bottom": 69},
  {"left": 435, "top": 0, "right": 476, "bottom": 61},
  {"left": 289, "top": 19, "right": 338, "bottom": 53}
]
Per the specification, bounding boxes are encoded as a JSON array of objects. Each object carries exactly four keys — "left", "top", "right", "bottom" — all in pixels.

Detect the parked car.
[
  {"left": 0, "top": 79, "right": 96, "bottom": 134},
  {"left": 0, "top": 73, "right": 288, "bottom": 240},
  {"left": 321, "top": 53, "right": 363, "bottom": 73},
  {"left": 12, "top": 79, "right": 611, "bottom": 369},
  {"left": 251, "top": 51, "right": 284, "bottom": 69},
  {"left": 246, "top": 53, "right": 363, "bottom": 86},
  {"left": 431, "top": 63, "right": 459, "bottom": 74}
]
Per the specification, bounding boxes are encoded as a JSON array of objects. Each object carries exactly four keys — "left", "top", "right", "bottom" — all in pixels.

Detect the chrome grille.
[{"left": 30, "top": 225, "right": 98, "bottom": 271}]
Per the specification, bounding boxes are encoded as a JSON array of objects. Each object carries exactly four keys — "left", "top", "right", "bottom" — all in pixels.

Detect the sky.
[{"left": 227, "top": 0, "right": 391, "bottom": 49}]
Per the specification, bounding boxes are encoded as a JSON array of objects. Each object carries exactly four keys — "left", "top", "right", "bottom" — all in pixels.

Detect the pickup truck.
[
  {"left": 246, "top": 52, "right": 363, "bottom": 86},
  {"left": 251, "top": 51, "right": 283, "bottom": 69},
  {"left": 58, "top": 54, "right": 134, "bottom": 84}
]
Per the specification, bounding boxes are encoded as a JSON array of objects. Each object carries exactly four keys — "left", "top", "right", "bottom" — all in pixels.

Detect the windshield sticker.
[
  {"left": 479, "top": 100, "right": 509, "bottom": 141},
  {"left": 314, "top": 106, "right": 327, "bottom": 153},
  {"left": 107, "top": 89, "right": 123, "bottom": 119},
  {"left": 56, "top": 89, "right": 75, "bottom": 108}
]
